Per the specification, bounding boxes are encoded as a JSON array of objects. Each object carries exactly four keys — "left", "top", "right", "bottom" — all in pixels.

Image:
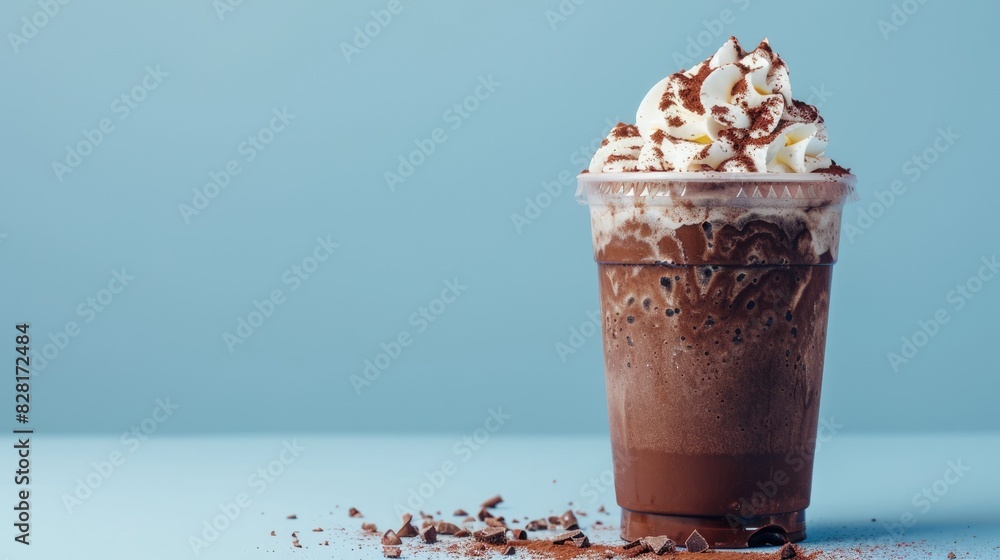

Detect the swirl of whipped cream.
[
  {"left": 589, "top": 37, "right": 835, "bottom": 173},
  {"left": 588, "top": 123, "right": 643, "bottom": 173}
]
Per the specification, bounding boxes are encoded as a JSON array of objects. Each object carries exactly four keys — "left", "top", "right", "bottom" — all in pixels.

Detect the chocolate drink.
[
  {"left": 580, "top": 175, "right": 855, "bottom": 548},
  {"left": 579, "top": 35, "right": 856, "bottom": 548}
]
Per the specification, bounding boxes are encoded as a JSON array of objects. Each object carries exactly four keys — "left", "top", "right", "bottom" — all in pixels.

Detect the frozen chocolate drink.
[{"left": 577, "top": 37, "right": 856, "bottom": 548}]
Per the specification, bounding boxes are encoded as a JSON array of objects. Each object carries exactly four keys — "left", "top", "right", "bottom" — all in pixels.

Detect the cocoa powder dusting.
[
  {"left": 658, "top": 87, "right": 674, "bottom": 112},
  {"left": 731, "top": 78, "right": 748, "bottom": 97},
  {"left": 710, "top": 105, "right": 730, "bottom": 118},
  {"left": 676, "top": 63, "right": 712, "bottom": 114},
  {"left": 790, "top": 100, "right": 819, "bottom": 122},
  {"left": 612, "top": 123, "right": 641, "bottom": 139},
  {"left": 458, "top": 539, "right": 821, "bottom": 559},
  {"left": 606, "top": 154, "right": 635, "bottom": 164}
]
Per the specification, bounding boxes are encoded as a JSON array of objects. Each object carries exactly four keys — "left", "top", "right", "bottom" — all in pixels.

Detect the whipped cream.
[{"left": 589, "top": 37, "right": 835, "bottom": 174}]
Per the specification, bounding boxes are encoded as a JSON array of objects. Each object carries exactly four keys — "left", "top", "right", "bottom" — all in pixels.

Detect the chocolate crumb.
[
  {"left": 269, "top": 530, "right": 276, "bottom": 536},
  {"left": 454, "top": 528, "right": 471, "bottom": 538},
  {"left": 525, "top": 518, "right": 548, "bottom": 531},
  {"left": 503, "top": 545, "right": 516, "bottom": 555},
  {"left": 509, "top": 528, "right": 527, "bottom": 540},
  {"left": 597, "top": 505, "right": 606, "bottom": 513},
  {"left": 348, "top": 507, "right": 362, "bottom": 518},
  {"left": 435, "top": 521, "right": 461, "bottom": 535},
  {"left": 397, "top": 514, "right": 419, "bottom": 538},
  {"left": 419, "top": 524, "right": 437, "bottom": 544},
  {"left": 477, "top": 508, "right": 492, "bottom": 521},
  {"left": 780, "top": 543, "right": 799, "bottom": 558},
  {"left": 561, "top": 509, "right": 579, "bottom": 530},
  {"left": 286, "top": 514, "right": 297, "bottom": 519},
  {"left": 947, "top": 554, "right": 956, "bottom": 560},
  {"left": 547, "top": 515, "right": 561, "bottom": 526},
  {"left": 454, "top": 509, "right": 468, "bottom": 516},
  {"left": 463, "top": 516, "right": 476, "bottom": 524},
  {"left": 481, "top": 494, "right": 504, "bottom": 508},
  {"left": 473, "top": 526, "right": 507, "bottom": 544},
  {"left": 685, "top": 530, "right": 709, "bottom": 553},
  {"left": 552, "top": 530, "right": 584, "bottom": 544},
  {"left": 382, "top": 530, "right": 403, "bottom": 546},
  {"left": 572, "top": 535, "right": 591, "bottom": 548},
  {"left": 362, "top": 522, "right": 378, "bottom": 533},
  {"left": 382, "top": 545, "right": 401, "bottom": 558},
  {"left": 485, "top": 517, "right": 506, "bottom": 528},
  {"left": 644, "top": 536, "right": 676, "bottom": 555},
  {"left": 623, "top": 539, "right": 646, "bottom": 550},
  {"left": 291, "top": 539, "right": 301, "bottom": 548}
]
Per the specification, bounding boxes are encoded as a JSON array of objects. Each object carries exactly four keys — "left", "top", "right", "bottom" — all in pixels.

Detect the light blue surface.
[
  {"left": 2, "top": 1, "right": 998, "bottom": 435},
  {"left": 11, "top": 433, "right": 999, "bottom": 559}
]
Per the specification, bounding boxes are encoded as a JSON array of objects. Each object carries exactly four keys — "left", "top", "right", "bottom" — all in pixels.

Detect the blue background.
[{"left": 2, "top": 0, "right": 996, "bottom": 435}]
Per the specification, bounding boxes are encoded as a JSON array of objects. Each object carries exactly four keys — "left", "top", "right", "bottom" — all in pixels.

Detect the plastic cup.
[{"left": 576, "top": 172, "right": 857, "bottom": 548}]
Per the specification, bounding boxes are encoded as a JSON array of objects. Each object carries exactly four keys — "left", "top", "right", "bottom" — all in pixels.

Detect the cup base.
[{"left": 620, "top": 508, "right": 806, "bottom": 549}]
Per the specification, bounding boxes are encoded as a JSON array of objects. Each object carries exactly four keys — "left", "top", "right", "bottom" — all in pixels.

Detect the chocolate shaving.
[
  {"left": 381, "top": 530, "right": 403, "bottom": 546},
  {"left": 434, "top": 521, "right": 461, "bottom": 535},
  {"left": 397, "top": 514, "right": 419, "bottom": 538},
  {"left": 560, "top": 509, "right": 579, "bottom": 530},
  {"left": 552, "top": 530, "right": 584, "bottom": 544},
  {"left": 473, "top": 526, "right": 507, "bottom": 544},
  {"left": 525, "top": 519, "right": 548, "bottom": 531},
  {"left": 623, "top": 539, "right": 648, "bottom": 551},
  {"left": 419, "top": 524, "right": 437, "bottom": 544},
  {"left": 644, "top": 536, "right": 677, "bottom": 554},
  {"left": 685, "top": 530, "right": 709, "bottom": 553}
]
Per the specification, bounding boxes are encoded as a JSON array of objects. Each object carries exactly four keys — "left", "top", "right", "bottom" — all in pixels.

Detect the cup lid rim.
[{"left": 578, "top": 171, "right": 856, "bottom": 185}]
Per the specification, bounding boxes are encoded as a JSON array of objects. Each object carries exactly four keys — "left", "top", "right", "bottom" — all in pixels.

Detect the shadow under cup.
[{"left": 577, "top": 172, "right": 857, "bottom": 548}]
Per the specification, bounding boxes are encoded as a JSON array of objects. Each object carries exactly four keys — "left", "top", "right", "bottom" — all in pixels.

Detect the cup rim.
[
  {"left": 578, "top": 171, "right": 856, "bottom": 185},
  {"left": 576, "top": 171, "right": 858, "bottom": 206}
]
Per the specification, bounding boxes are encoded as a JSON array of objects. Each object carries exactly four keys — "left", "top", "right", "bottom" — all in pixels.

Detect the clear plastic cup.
[{"left": 576, "top": 172, "right": 857, "bottom": 548}]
